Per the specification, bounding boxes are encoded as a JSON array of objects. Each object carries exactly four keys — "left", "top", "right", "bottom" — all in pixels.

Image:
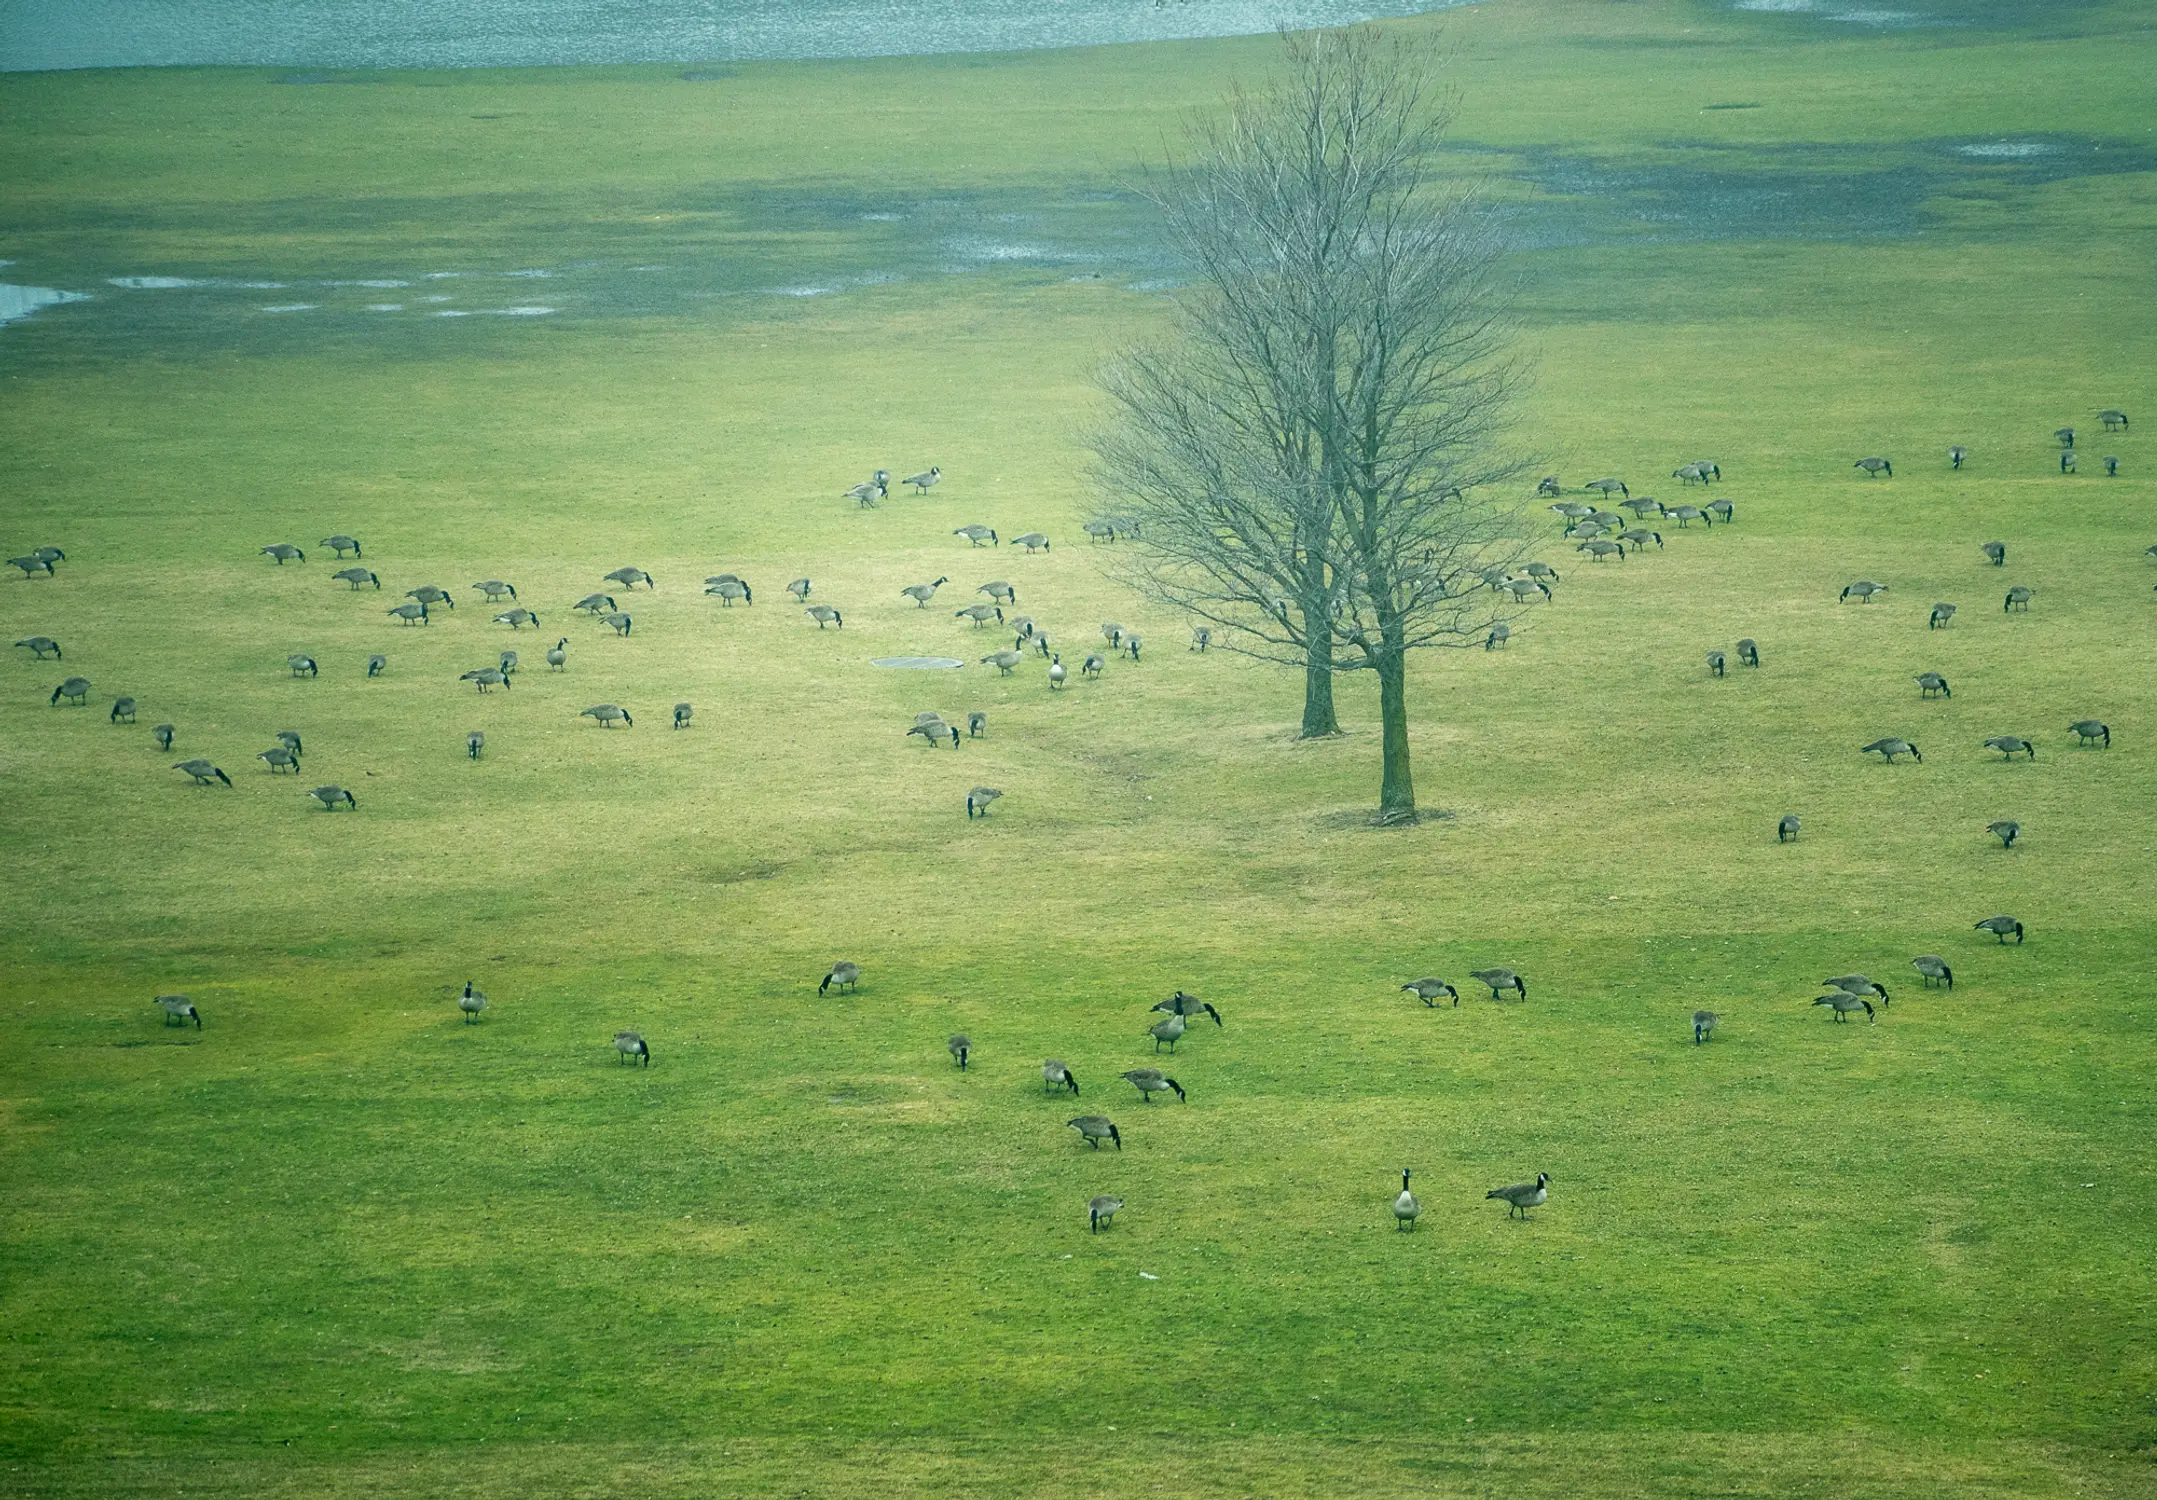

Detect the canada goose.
[
  {"left": 2105, "top": 456, "right": 2119, "bottom": 476},
  {"left": 1100, "top": 623, "right": 1126, "bottom": 648},
  {"left": 1984, "top": 735, "right": 2035, "bottom": 761},
  {"left": 614, "top": 1030, "right": 651, "bottom": 1066},
  {"left": 1706, "top": 650, "right": 1725, "bottom": 678},
  {"left": 806, "top": 605, "right": 843, "bottom": 629},
  {"left": 2060, "top": 450, "right": 2077, "bottom": 474},
  {"left": 1013, "top": 533, "right": 1051, "bottom": 554},
  {"left": 2099, "top": 409, "right": 2129, "bottom": 431},
  {"left": 1549, "top": 501, "right": 1595, "bottom": 520},
  {"left": 1692, "top": 1010, "right": 1718, "bottom": 1044},
  {"left": 604, "top": 567, "right": 653, "bottom": 590},
  {"left": 955, "top": 603, "right": 1003, "bottom": 627},
  {"left": 953, "top": 525, "right": 998, "bottom": 547},
  {"left": 1082, "top": 654, "right": 1104, "bottom": 679},
  {"left": 1735, "top": 638, "right": 1759, "bottom": 668},
  {"left": 467, "top": 730, "right": 484, "bottom": 760},
  {"left": 1033, "top": 631, "right": 1053, "bottom": 657},
  {"left": 1577, "top": 538, "right": 1625, "bottom": 561},
  {"left": 669, "top": 702, "right": 692, "bottom": 730},
  {"left": 387, "top": 602, "right": 429, "bottom": 625},
  {"left": 1089, "top": 1194, "right": 1123, "bottom": 1232},
  {"left": 1470, "top": 967, "right": 1527, "bottom": 1001},
  {"left": 475, "top": 580, "right": 517, "bottom": 601},
  {"left": 459, "top": 981, "right": 487, "bottom": 1022},
  {"left": 309, "top": 784, "right": 356, "bottom": 810},
  {"left": 2054, "top": 427, "right": 2076, "bottom": 448},
  {"left": 493, "top": 608, "right": 539, "bottom": 629},
  {"left": 174, "top": 758, "right": 231, "bottom": 787},
  {"left": 1911, "top": 955, "right": 1953, "bottom": 989},
  {"left": 844, "top": 480, "right": 885, "bottom": 507},
  {"left": 287, "top": 654, "right": 318, "bottom": 678},
  {"left": 1813, "top": 992, "right": 1874, "bottom": 1023},
  {"left": 1707, "top": 499, "right": 1733, "bottom": 523},
  {"left": 13, "top": 636, "right": 61, "bottom": 660},
  {"left": 904, "top": 466, "right": 941, "bottom": 494},
  {"left": 1402, "top": 977, "right": 1459, "bottom": 1007},
  {"left": 407, "top": 585, "right": 454, "bottom": 609},
  {"left": 1083, "top": 520, "right": 1118, "bottom": 543},
  {"left": 1975, "top": 915, "right": 2024, "bottom": 944},
  {"left": 1536, "top": 476, "right": 1562, "bottom": 497},
  {"left": 28, "top": 546, "right": 62, "bottom": 568},
  {"left": 1667, "top": 504, "right": 1708, "bottom": 528},
  {"left": 1825, "top": 975, "right": 1889, "bottom": 1004},
  {"left": 7, "top": 555, "right": 54, "bottom": 577},
  {"left": 1488, "top": 1172, "right": 1550, "bottom": 1219},
  {"left": 156, "top": 993, "right": 201, "bottom": 1028},
  {"left": 546, "top": 638, "right": 568, "bottom": 670},
  {"left": 1674, "top": 463, "right": 1707, "bottom": 485},
  {"left": 1624, "top": 496, "right": 1666, "bottom": 518},
  {"left": 1392, "top": 1169, "right": 1421, "bottom": 1230},
  {"left": 1988, "top": 819, "right": 2020, "bottom": 848},
  {"left": 978, "top": 581, "right": 1017, "bottom": 606},
  {"left": 1190, "top": 626, "right": 1210, "bottom": 652},
  {"left": 1588, "top": 508, "right": 1628, "bottom": 531},
  {"left": 1777, "top": 813, "right": 1801, "bottom": 843},
  {"left": 461, "top": 666, "right": 509, "bottom": 693},
  {"left": 575, "top": 593, "right": 617, "bottom": 615},
  {"left": 333, "top": 567, "right": 380, "bottom": 590},
  {"left": 2003, "top": 586, "right": 2032, "bottom": 612},
  {"left": 1485, "top": 622, "right": 1510, "bottom": 650},
  {"left": 261, "top": 543, "right": 305, "bottom": 563},
  {"left": 275, "top": 730, "right": 302, "bottom": 756},
  {"left": 1840, "top": 580, "right": 1886, "bottom": 604},
  {"left": 1949, "top": 444, "right": 1967, "bottom": 469},
  {"left": 819, "top": 961, "right": 860, "bottom": 996},
  {"left": 967, "top": 711, "right": 986, "bottom": 738},
  {"left": 1068, "top": 1116, "right": 1121, "bottom": 1150},
  {"left": 498, "top": 649, "right": 520, "bottom": 676},
  {"left": 706, "top": 579, "right": 751, "bottom": 607},
  {"left": 581, "top": 704, "right": 632, "bottom": 727},
  {"left": 1048, "top": 654, "right": 1066, "bottom": 689},
  {"left": 706, "top": 573, "right": 745, "bottom": 589},
  {"left": 947, "top": 1034, "right": 971, "bottom": 1069},
  {"left": 787, "top": 578, "right": 812, "bottom": 601},
  {"left": 316, "top": 534, "right": 360, "bottom": 558},
  {"left": 257, "top": 746, "right": 300, "bottom": 773},
  {"left": 601, "top": 612, "right": 633, "bottom": 636},
  {"left": 152, "top": 723, "right": 175, "bottom": 751},
  {"left": 1916, "top": 672, "right": 1951, "bottom": 698},
  {"left": 1151, "top": 993, "right": 1223, "bottom": 1026},
  {"left": 1854, "top": 457, "right": 1891, "bottom": 478},
  {"left": 966, "top": 786, "right": 1002, "bottom": 819},
  {"left": 2069, "top": 720, "right": 2110, "bottom": 747},
  {"left": 1981, "top": 542, "right": 2005, "bottom": 567},
  {"left": 1619, "top": 527, "right": 1663, "bottom": 551},
  {"left": 1122, "top": 634, "right": 1143, "bottom": 662},
  {"left": 1928, "top": 603, "right": 1956, "bottom": 629},
  {"left": 1586, "top": 477, "right": 1629, "bottom": 499},
  {"left": 367, "top": 654, "right": 387, "bottom": 677},
  {"left": 907, "top": 718, "right": 958, "bottom": 747},
  {"left": 1042, "top": 1059, "right": 1080, "bottom": 1095},
  {"left": 1122, "top": 1068, "right": 1183, "bottom": 1103},
  {"left": 1507, "top": 578, "right": 1552, "bottom": 603},
  {"left": 901, "top": 577, "right": 949, "bottom": 607},
  {"left": 1519, "top": 561, "right": 1560, "bottom": 583},
  {"left": 1147, "top": 1013, "right": 1187, "bottom": 1052},
  {"left": 1008, "top": 617, "right": 1037, "bottom": 643},
  {"left": 109, "top": 696, "right": 137, "bottom": 724},
  {"left": 49, "top": 676, "right": 90, "bottom": 706},
  {"left": 1861, "top": 738, "right": 1921, "bottom": 763}
]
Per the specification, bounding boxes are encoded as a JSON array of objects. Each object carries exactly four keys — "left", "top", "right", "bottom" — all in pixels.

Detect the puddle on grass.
[{"left": 0, "top": 283, "right": 89, "bottom": 326}]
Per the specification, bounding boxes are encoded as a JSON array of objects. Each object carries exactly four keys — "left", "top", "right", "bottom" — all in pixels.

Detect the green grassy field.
[{"left": 3, "top": 1, "right": 2156, "bottom": 1494}]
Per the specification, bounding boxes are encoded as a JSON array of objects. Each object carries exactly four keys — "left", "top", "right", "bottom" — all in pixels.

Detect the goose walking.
[
  {"left": 1122, "top": 1068, "right": 1183, "bottom": 1103},
  {"left": 948, "top": 1035, "right": 971, "bottom": 1070},
  {"left": 1488, "top": 1173, "right": 1549, "bottom": 1219},
  {"left": 157, "top": 994, "right": 202, "bottom": 1029},
  {"left": 459, "top": 981, "right": 488, "bottom": 1023},
  {"left": 1469, "top": 967, "right": 1527, "bottom": 1001},
  {"left": 614, "top": 1030, "right": 651, "bottom": 1066},
  {"left": 1068, "top": 1116, "right": 1122, "bottom": 1150},
  {"left": 1402, "top": 977, "right": 1459, "bottom": 1007},
  {"left": 1082, "top": 654, "right": 1104, "bottom": 679},
  {"left": 309, "top": 785, "right": 356, "bottom": 811},
  {"left": 1042, "top": 1059, "right": 1080, "bottom": 1095},
  {"left": 819, "top": 961, "right": 860, "bottom": 996},
  {"left": 1392, "top": 1170, "right": 1421, "bottom": 1230},
  {"left": 174, "top": 759, "right": 231, "bottom": 787},
  {"left": 1692, "top": 1010, "right": 1718, "bottom": 1044},
  {"left": 1089, "top": 1194, "right": 1123, "bottom": 1232},
  {"left": 1975, "top": 915, "right": 2024, "bottom": 944},
  {"left": 1777, "top": 814, "right": 1800, "bottom": 843},
  {"left": 1911, "top": 955, "right": 1954, "bottom": 989}
]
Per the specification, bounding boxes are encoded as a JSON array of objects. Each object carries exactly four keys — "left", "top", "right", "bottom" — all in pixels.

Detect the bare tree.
[{"left": 1091, "top": 26, "right": 1529, "bottom": 822}]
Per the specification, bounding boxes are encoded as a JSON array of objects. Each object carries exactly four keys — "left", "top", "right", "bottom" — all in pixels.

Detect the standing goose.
[
  {"left": 1949, "top": 444, "right": 1968, "bottom": 469},
  {"left": 673, "top": 703, "right": 693, "bottom": 730},
  {"left": 1861, "top": 738, "right": 1921, "bottom": 763},
  {"left": 1980, "top": 542, "right": 2005, "bottom": 567},
  {"left": 604, "top": 567, "right": 654, "bottom": 590},
  {"left": 2069, "top": 720, "right": 2110, "bottom": 747},
  {"left": 1122, "top": 1068, "right": 1183, "bottom": 1103},
  {"left": 1048, "top": 654, "right": 1067, "bottom": 689},
  {"left": 581, "top": 704, "right": 632, "bottom": 727},
  {"left": 461, "top": 666, "right": 510, "bottom": 692},
  {"left": 1987, "top": 819, "right": 2020, "bottom": 848},
  {"left": 174, "top": 759, "right": 231, "bottom": 786},
  {"left": 1736, "top": 638, "right": 1760, "bottom": 668},
  {"left": 955, "top": 603, "right": 1003, "bottom": 628},
  {"left": 459, "top": 981, "right": 488, "bottom": 1022},
  {"left": 333, "top": 567, "right": 380, "bottom": 590},
  {"left": 805, "top": 605, "right": 843, "bottom": 629},
  {"left": 1042, "top": 1060, "right": 1080, "bottom": 1095},
  {"left": 600, "top": 612, "right": 633, "bottom": 636},
  {"left": 1487, "top": 1173, "right": 1550, "bottom": 1219},
  {"left": 260, "top": 543, "right": 306, "bottom": 564},
  {"left": 966, "top": 787, "right": 1002, "bottom": 819},
  {"left": 1777, "top": 813, "right": 1800, "bottom": 842},
  {"left": 109, "top": 696, "right": 138, "bottom": 724},
  {"left": 1854, "top": 457, "right": 1891, "bottom": 478},
  {"left": 1393, "top": 1170, "right": 1421, "bottom": 1230},
  {"left": 1067, "top": 1116, "right": 1121, "bottom": 1151},
  {"left": 786, "top": 578, "right": 812, "bottom": 601},
  {"left": 1839, "top": 580, "right": 1886, "bottom": 604},
  {"left": 387, "top": 602, "right": 429, "bottom": 625},
  {"left": 1983, "top": 735, "right": 2035, "bottom": 761},
  {"left": 1089, "top": 1194, "right": 1124, "bottom": 1233},
  {"left": 493, "top": 608, "right": 540, "bottom": 629},
  {"left": 901, "top": 577, "right": 949, "bottom": 607},
  {"left": 1012, "top": 533, "right": 1050, "bottom": 554},
  {"left": 948, "top": 1035, "right": 971, "bottom": 1070},
  {"left": 546, "top": 638, "right": 568, "bottom": 670},
  {"left": 1928, "top": 602, "right": 1956, "bottom": 630},
  {"left": 1146, "top": 1013, "right": 1187, "bottom": 1053},
  {"left": 1916, "top": 672, "right": 1950, "bottom": 698},
  {"left": 967, "top": 711, "right": 987, "bottom": 738},
  {"left": 1911, "top": 955, "right": 1954, "bottom": 989},
  {"left": 904, "top": 466, "right": 941, "bottom": 494},
  {"left": 467, "top": 730, "right": 485, "bottom": 760},
  {"left": 13, "top": 636, "right": 62, "bottom": 659},
  {"left": 157, "top": 994, "right": 202, "bottom": 1029},
  {"left": 257, "top": 746, "right": 301, "bottom": 773},
  {"left": 308, "top": 785, "right": 356, "bottom": 811},
  {"left": 819, "top": 961, "right": 860, "bottom": 996},
  {"left": 2003, "top": 586, "right": 2033, "bottom": 612},
  {"left": 1402, "top": 978, "right": 1459, "bottom": 1007},
  {"left": 407, "top": 585, "right": 454, "bottom": 610},
  {"left": 1975, "top": 915, "right": 2025, "bottom": 943},
  {"left": 953, "top": 525, "right": 998, "bottom": 547},
  {"left": 1692, "top": 1010, "right": 1718, "bottom": 1044},
  {"left": 1470, "top": 967, "right": 1527, "bottom": 1001},
  {"left": 152, "top": 723, "right": 176, "bottom": 752},
  {"left": 1813, "top": 992, "right": 1874, "bottom": 1024},
  {"left": 1190, "top": 626, "right": 1210, "bottom": 651},
  {"left": 50, "top": 676, "right": 91, "bottom": 706},
  {"left": 475, "top": 580, "right": 517, "bottom": 602},
  {"left": 613, "top": 1030, "right": 651, "bottom": 1066},
  {"left": 286, "top": 654, "right": 319, "bottom": 678},
  {"left": 369, "top": 654, "right": 389, "bottom": 678},
  {"left": 1152, "top": 993, "right": 1223, "bottom": 1026}
]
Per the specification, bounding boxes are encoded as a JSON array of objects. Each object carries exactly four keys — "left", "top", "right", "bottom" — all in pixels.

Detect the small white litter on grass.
[
  {"left": 1138, "top": 1271, "right": 1158, "bottom": 1281},
  {"left": 260, "top": 303, "right": 315, "bottom": 312}
]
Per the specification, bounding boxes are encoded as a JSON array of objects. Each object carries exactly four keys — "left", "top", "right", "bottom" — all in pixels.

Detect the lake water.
[{"left": 0, "top": 0, "right": 1465, "bottom": 72}]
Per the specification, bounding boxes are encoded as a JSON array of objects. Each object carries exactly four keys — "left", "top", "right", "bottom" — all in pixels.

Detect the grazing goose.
[
  {"left": 174, "top": 759, "right": 231, "bottom": 786},
  {"left": 1189, "top": 626, "right": 1211, "bottom": 652},
  {"left": 1470, "top": 967, "right": 1527, "bottom": 1001},
  {"left": 277, "top": 730, "right": 303, "bottom": 756},
  {"left": 1707, "top": 498, "right": 1733, "bottom": 523},
  {"left": 819, "top": 961, "right": 860, "bottom": 996},
  {"left": 1980, "top": 542, "right": 2005, "bottom": 567},
  {"left": 1083, "top": 520, "right": 1119, "bottom": 543},
  {"left": 907, "top": 717, "right": 959, "bottom": 748},
  {"left": 966, "top": 786, "right": 1002, "bottom": 819},
  {"left": 1975, "top": 915, "right": 2024, "bottom": 944},
  {"left": 706, "top": 579, "right": 751, "bottom": 607},
  {"left": 967, "top": 711, "right": 986, "bottom": 738},
  {"left": 1147, "top": 1013, "right": 1188, "bottom": 1053},
  {"left": 1984, "top": 735, "right": 2035, "bottom": 761},
  {"left": 1623, "top": 496, "right": 1666, "bottom": 518},
  {"left": 1013, "top": 533, "right": 1051, "bottom": 554},
  {"left": 1619, "top": 527, "right": 1663, "bottom": 551},
  {"left": 574, "top": 593, "right": 617, "bottom": 615},
  {"left": 1813, "top": 992, "right": 1874, "bottom": 1023},
  {"left": 1101, "top": 623, "right": 1125, "bottom": 648},
  {"left": 1032, "top": 631, "right": 1054, "bottom": 658},
  {"left": 27, "top": 546, "right": 61, "bottom": 567},
  {"left": 1916, "top": 672, "right": 1951, "bottom": 698},
  {"left": 1048, "top": 654, "right": 1066, "bottom": 689},
  {"left": 1042, "top": 1059, "right": 1080, "bottom": 1095},
  {"left": 948, "top": 1035, "right": 971, "bottom": 1070},
  {"left": 953, "top": 525, "right": 998, "bottom": 547},
  {"left": 367, "top": 653, "right": 388, "bottom": 678},
  {"left": 1393, "top": 1170, "right": 1422, "bottom": 1230},
  {"left": 673, "top": 702, "right": 693, "bottom": 730},
  {"left": 1089, "top": 1194, "right": 1123, "bottom": 1232},
  {"left": 461, "top": 666, "right": 510, "bottom": 693},
  {"left": 806, "top": 605, "right": 843, "bottom": 629},
  {"left": 333, "top": 567, "right": 380, "bottom": 590},
  {"left": 978, "top": 580, "right": 1017, "bottom": 606},
  {"left": 901, "top": 577, "right": 949, "bottom": 607},
  {"left": 1735, "top": 638, "right": 1759, "bottom": 667},
  {"left": 1485, "top": 622, "right": 1510, "bottom": 649},
  {"left": 1488, "top": 1173, "right": 1550, "bottom": 1219},
  {"left": 109, "top": 696, "right": 137, "bottom": 724},
  {"left": 493, "top": 608, "right": 539, "bottom": 628},
  {"left": 546, "top": 638, "right": 568, "bottom": 670},
  {"left": 1987, "top": 819, "right": 2020, "bottom": 848},
  {"left": 287, "top": 654, "right": 319, "bottom": 678},
  {"left": 1081, "top": 654, "right": 1105, "bottom": 679},
  {"left": 2003, "top": 586, "right": 2032, "bottom": 612},
  {"left": 2099, "top": 409, "right": 2129, "bottom": 431},
  {"left": 1009, "top": 617, "right": 1037, "bottom": 642},
  {"left": 1861, "top": 738, "right": 1921, "bottom": 763},
  {"left": 905, "top": 466, "right": 941, "bottom": 494},
  {"left": 156, "top": 994, "right": 202, "bottom": 1029},
  {"left": 1577, "top": 538, "right": 1625, "bottom": 561},
  {"left": 260, "top": 542, "right": 305, "bottom": 563},
  {"left": 459, "top": 981, "right": 488, "bottom": 1022},
  {"left": 1549, "top": 501, "right": 1595, "bottom": 520},
  {"left": 308, "top": 784, "right": 356, "bottom": 811},
  {"left": 581, "top": 704, "right": 632, "bottom": 728},
  {"left": 2069, "top": 719, "right": 2110, "bottom": 748},
  {"left": 1674, "top": 463, "right": 1707, "bottom": 485},
  {"left": 1778, "top": 813, "right": 1800, "bottom": 842},
  {"left": 7, "top": 555, "right": 55, "bottom": 577},
  {"left": 1928, "top": 602, "right": 1956, "bottom": 629},
  {"left": 1536, "top": 476, "right": 1563, "bottom": 497},
  {"left": 388, "top": 602, "right": 429, "bottom": 625},
  {"left": 1586, "top": 477, "right": 1628, "bottom": 499},
  {"left": 2105, "top": 456, "right": 2119, "bottom": 476},
  {"left": 1520, "top": 561, "right": 1560, "bottom": 583},
  {"left": 13, "top": 636, "right": 62, "bottom": 660},
  {"left": 319, "top": 534, "right": 361, "bottom": 558},
  {"left": 614, "top": 1030, "right": 651, "bottom": 1066},
  {"left": 1839, "top": 580, "right": 1886, "bottom": 604},
  {"left": 152, "top": 723, "right": 176, "bottom": 751},
  {"left": 600, "top": 612, "right": 633, "bottom": 636},
  {"left": 604, "top": 567, "right": 654, "bottom": 590},
  {"left": 955, "top": 603, "right": 1003, "bottom": 628},
  {"left": 1068, "top": 1115, "right": 1122, "bottom": 1150},
  {"left": 1911, "top": 955, "right": 1954, "bottom": 989},
  {"left": 1506, "top": 577, "right": 1552, "bottom": 603},
  {"left": 706, "top": 573, "right": 744, "bottom": 588},
  {"left": 2054, "top": 427, "right": 2076, "bottom": 448},
  {"left": 845, "top": 480, "right": 886, "bottom": 507},
  {"left": 1122, "top": 1068, "right": 1184, "bottom": 1103},
  {"left": 786, "top": 578, "right": 812, "bottom": 601},
  {"left": 467, "top": 730, "right": 484, "bottom": 760},
  {"left": 1588, "top": 508, "right": 1628, "bottom": 531},
  {"left": 1825, "top": 975, "right": 1889, "bottom": 1004},
  {"left": 1949, "top": 444, "right": 1967, "bottom": 469},
  {"left": 1152, "top": 993, "right": 1223, "bottom": 1026},
  {"left": 257, "top": 746, "right": 301, "bottom": 773},
  {"left": 475, "top": 580, "right": 517, "bottom": 602},
  {"left": 1667, "top": 504, "right": 1708, "bottom": 528},
  {"left": 1692, "top": 1010, "right": 1718, "bottom": 1044},
  {"left": 49, "top": 676, "right": 90, "bottom": 706},
  {"left": 1121, "top": 634, "right": 1143, "bottom": 662},
  {"left": 1854, "top": 457, "right": 1891, "bottom": 478},
  {"left": 1402, "top": 977, "right": 1459, "bottom": 1007},
  {"left": 1706, "top": 650, "right": 1725, "bottom": 678},
  {"left": 407, "top": 585, "right": 454, "bottom": 609},
  {"left": 498, "top": 649, "right": 520, "bottom": 678}
]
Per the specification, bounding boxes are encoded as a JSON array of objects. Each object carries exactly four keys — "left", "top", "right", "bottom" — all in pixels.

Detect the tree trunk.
[
  {"left": 1299, "top": 646, "right": 1340, "bottom": 738},
  {"left": 1371, "top": 640, "right": 1416, "bottom": 824}
]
